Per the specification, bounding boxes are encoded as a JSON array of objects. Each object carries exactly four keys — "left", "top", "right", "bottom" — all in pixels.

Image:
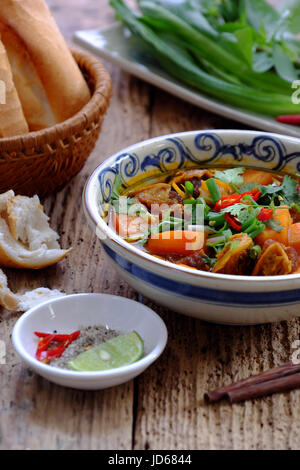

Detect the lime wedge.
[{"left": 68, "top": 331, "right": 144, "bottom": 371}]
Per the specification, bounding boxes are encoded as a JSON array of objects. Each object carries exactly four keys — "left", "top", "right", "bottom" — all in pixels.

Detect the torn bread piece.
[
  {"left": 0, "top": 190, "right": 14, "bottom": 214},
  {"left": 0, "top": 190, "right": 71, "bottom": 269},
  {"left": 0, "top": 268, "right": 19, "bottom": 310},
  {"left": 0, "top": 268, "right": 65, "bottom": 311},
  {"left": 18, "top": 287, "right": 66, "bottom": 311}
]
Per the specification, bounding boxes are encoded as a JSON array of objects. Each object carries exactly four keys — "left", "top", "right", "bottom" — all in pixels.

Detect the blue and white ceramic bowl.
[{"left": 83, "top": 130, "right": 300, "bottom": 325}]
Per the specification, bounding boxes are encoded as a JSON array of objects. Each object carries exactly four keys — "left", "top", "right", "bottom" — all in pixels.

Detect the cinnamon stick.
[
  {"left": 226, "top": 373, "right": 300, "bottom": 403},
  {"left": 205, "top": 362, "right": 300, "bottom": 403}
]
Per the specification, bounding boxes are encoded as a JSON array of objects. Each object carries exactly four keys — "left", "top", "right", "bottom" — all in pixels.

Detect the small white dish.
[
  {"left": 74, "top": 24, "right": 300, "bottom": 138},
  {"left": 12, "top": 293, "right": 168, "bottom": 390}
]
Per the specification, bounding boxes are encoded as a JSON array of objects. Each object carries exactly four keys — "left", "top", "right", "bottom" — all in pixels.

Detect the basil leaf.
[
  {"left": 273, "top": 43, "right": 298, "bottom": 82},
  {"left": 252, "top": 51, "right": 274, "bottom": 73}
]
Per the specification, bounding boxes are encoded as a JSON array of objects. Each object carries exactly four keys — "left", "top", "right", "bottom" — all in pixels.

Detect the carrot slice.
[
  {"left": 242, "top": 169, "right": 273, "bottom": 186},
  {"left": 288, "top": 223, "right": 300, "bottom": 255},
  {"left": 147, "top": 230, "right": 204, "bottom": 255},
  {"left": 255, "top": 207, "right": 292, "bottom": 246}
]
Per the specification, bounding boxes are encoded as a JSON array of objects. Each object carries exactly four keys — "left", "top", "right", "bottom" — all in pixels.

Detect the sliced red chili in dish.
[
  {"left": 34, "top": 332, "right": 71, "bottom": 341},
  {"left": 214, "top": 194, "right": 241, "bottom": 211},
  {"left": 35, "top": 330, "right": 80, "bottom": 363},
  {"left": 35, "top": 334, "right": 57, "bottom": 361},
  {"left": 214, "top": 189, "right": 260, "bottom": 211},
  {"left": 224, "top": 213, "right": 242, "bottom": 231},
  {"left": 257, "top": 208, "right": 273, "bottom": 222}
]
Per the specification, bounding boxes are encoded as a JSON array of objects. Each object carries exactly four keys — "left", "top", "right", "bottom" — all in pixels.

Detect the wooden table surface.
[{"left": 1, "top": 0, "right": 300, "bottom": 450}]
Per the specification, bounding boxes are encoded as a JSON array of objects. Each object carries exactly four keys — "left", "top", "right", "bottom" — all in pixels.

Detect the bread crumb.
[{"left": 17, "top": 288, "right": 66, "bottom": 311}]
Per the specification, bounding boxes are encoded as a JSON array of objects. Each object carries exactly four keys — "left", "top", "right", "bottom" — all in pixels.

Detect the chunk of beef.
[{"left": 165, "top": 249, "right": 209, "bottom": 271}]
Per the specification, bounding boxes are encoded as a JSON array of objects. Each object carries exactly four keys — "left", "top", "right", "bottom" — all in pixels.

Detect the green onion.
[
  {"left": 138, "top": 1, "right": 290, "bottom": 95},
  {"left": 110, "top": 0, "right": 300, "bottom": 115},
  {"left": 249, "top": 245, "right": 262, "bottom": 259},
  {"left": 185, "top": 181, "right": 194, "bottom": 196},
  {"left": 206, "top": 178, "right": 221, "bottom": 203},
  {"left": 207, "top": 235, "right": 226, "bottom": 245},
  {"left": 241, "top": 215, "right": 258, "bottom": 231},
  {"left": 207, "top": 211, "right": 225, "bottom": 226},
  {"left": 183, "top": 199, "right": 196, "bottom": 204},
  {"left": 246, "top": 222, "right": 266, "bottom": 239}
]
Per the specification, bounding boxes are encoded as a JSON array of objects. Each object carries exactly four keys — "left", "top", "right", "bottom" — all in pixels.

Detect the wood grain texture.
[{"left": 0, "top": 0, "right": 299, "bottom": 450}]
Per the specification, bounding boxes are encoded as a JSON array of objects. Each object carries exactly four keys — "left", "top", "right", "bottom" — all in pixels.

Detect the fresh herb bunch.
[{"left": 110, "top": 0, "right": 300, "bottom": 116}]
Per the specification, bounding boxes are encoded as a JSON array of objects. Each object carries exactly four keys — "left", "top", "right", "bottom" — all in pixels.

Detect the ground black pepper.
[{"left": 50, "top": 325, "right": 120, "bottom": 369}]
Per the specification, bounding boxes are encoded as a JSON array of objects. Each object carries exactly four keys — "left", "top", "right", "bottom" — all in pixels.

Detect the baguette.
[
  {"left": 0, "top": 38, "right": 28, "bottom": 137},
  {"left": 0, "top": 0, "right": 91, "bottom": 132},
  {"left": 0, "top": 190, "right": 71, "bottom": 269},
  {"left": 0, "top": 22, "right": 56, "bottom": 130}
]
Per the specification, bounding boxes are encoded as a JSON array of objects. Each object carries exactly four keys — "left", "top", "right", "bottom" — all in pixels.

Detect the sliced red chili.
[
  {"left": 224, "top": 213, "right": 242, "bottom": 231},
  {"left": 34, "top": 332, "right": 71, "bottom": 341},
  {"left": 43, "top": 338, "right": 72, "bottom": 361},
  {"left": 35, "top": 330, "right": 80, "bottom": 363},
  {"left": 215, "top": 189, "right": 261, "bottom": 211},
  {"left": 241, "top": 189, "right": 261, "bottom": 202},
  {"left": 250, "top": 190, "right": 261, "bottom": 201},
  {"left": 257, "top": 208, "right": 273, "bottom": 222},
  {"left": 214, "top": 194, "right": 241, "bottom": 211},
  {"left": 275, "top": 115, "right": 300, "bottom": 126},
  {"left": 35, "top": 334, "right": 56, "bottom": 361}
]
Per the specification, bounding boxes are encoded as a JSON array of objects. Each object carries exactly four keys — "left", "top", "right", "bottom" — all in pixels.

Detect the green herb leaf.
[
  {"left": 277, "top": 0, "right": 300, "bottom": 35},
  {"left": 202, "top": 253, "right": 217, "bottom": 267},
  {"left": 265, "top": 218, "right": 283, "bottom": 233},
  {"left": 214, "top": 167, "right": 245, "bottom": 185},
  {"left": 273, "top": 43, "right": 299, "bottom": 82},
  {"left": 222, "top": 203, "right": 259, "bottom": 225},
  {"left": 281, "top": 175, "right": 300, "bottom": 205}
]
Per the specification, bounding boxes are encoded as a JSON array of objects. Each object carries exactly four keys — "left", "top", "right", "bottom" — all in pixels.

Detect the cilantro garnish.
[
  {"left": 281, "top": 175, "right": 300, "bottom": 206},
  {"left": 222, "top": 203, "right": 259, "bottom": 225},
  {"left": 214, "top": 167, "right": 245, "bottom": 186}
]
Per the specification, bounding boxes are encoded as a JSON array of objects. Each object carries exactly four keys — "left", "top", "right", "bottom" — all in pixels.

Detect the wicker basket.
[{"left": 0, "top": 49, "right": 112, "bottom": 197}]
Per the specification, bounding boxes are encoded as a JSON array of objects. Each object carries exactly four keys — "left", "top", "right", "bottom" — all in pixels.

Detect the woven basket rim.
[{"left": 0, "top": 47, "right": 112, "bottom": 148}]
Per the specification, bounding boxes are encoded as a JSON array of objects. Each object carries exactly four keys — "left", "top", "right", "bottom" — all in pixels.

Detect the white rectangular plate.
[{"left": 74, "top": 24, "right": 300, "bottom": 138}]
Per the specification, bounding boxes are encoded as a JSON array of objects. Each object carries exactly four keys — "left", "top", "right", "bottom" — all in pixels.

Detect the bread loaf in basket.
[{"left": 0, "top": 0, "right": 112, "bottom": 196}]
